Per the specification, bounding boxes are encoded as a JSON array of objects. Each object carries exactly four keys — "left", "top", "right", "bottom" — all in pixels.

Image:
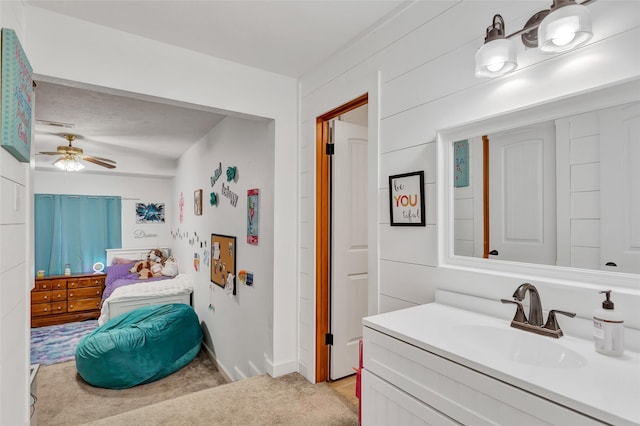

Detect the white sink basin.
[{"left": 453, "top": 325, "right": 587, "bottom": 369}]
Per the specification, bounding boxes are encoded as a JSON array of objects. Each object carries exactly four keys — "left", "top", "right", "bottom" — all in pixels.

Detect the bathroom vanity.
[{"left": 362, "top": 301, "right": 639, "bottom": 425}]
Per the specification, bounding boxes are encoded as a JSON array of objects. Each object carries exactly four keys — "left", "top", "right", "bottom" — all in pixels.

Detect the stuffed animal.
[
  {"left": 147, "top": 249, "right": 167, "bottom": 265},
  {"left": 130, "top": 260, "right": 152, "bottom": 274},
  {"left": 137, "top": 268, "right": 154, "bottom": 279},
  {"left": 150, "top": 262, "right": 163, "bottom": 275},
  {"left": 161, "top": 256, "right": 178, "bottom": 277},
  {"left": 130, "top": 259, "right": 162, "bottom": 279}
]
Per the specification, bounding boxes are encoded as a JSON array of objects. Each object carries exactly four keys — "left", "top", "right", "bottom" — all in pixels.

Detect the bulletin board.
[{"left": 210, "top": 233, "right": 236, "bottom": 295}]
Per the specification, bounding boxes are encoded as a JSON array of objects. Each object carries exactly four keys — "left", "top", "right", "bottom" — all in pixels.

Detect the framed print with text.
[{"left": 388, "top": 171, "right": 425, "bottom": 226}]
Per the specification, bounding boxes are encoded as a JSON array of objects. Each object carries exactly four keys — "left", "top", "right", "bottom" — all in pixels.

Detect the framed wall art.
[
  {"left": 247, "top": 188, "right": 259, "bottom": 245},
  {"left": 388, "top": 171, "right": 425, "bottom": 226},
  {"left": 210, "top": 233, "right": 236, "bottom": 295},
  {"left": 194, "top": 189, "right": 203, "bottom": 216},
  {"left": 1, "top": 29, "right": 33, "bottom": 163},
  {"left": 454, "top": 139, "right": 469, "bottom": 188},
  {"left": 136, "top": 202, "right": 165, "bottom": 223}
]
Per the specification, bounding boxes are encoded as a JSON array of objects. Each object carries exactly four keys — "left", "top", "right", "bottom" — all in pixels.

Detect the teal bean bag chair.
[{"left": 75, "top": 303, "right": 202, "bottom": 389}]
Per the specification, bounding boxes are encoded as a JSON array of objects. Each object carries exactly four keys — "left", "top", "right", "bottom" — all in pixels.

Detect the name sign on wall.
[
  {"left": 388, "top": 171, "right": 425, "bottom": 226},
  {"left": 1, "top": 29, "right": 33, "bottom": 162}
]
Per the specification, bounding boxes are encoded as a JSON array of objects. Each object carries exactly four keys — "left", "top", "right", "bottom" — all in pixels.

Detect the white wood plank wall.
[{"left": 298, "top": 0, "right": 640, "bottom": 382}]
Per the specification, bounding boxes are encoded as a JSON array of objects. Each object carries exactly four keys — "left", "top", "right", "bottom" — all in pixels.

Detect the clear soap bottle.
[{"left": 593, "top": 290, "right": 624, "bottom": 356}]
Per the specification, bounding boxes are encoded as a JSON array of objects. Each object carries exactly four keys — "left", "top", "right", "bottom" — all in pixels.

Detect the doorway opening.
[{"left": 315, "top": 94, "right": 368, "bottom": 383}]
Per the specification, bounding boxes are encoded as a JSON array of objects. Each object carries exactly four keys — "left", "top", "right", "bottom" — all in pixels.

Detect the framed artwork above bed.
[{"left": 210, "top": 234, "right": 236, "bottom": 295}]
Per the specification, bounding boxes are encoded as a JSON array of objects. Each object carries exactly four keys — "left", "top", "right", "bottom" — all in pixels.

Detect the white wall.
[
  {"left": 298, "top": 1, "right": 640, "bottom": 381},
  {"left": 25, "top": 5, "right": 298, "bottom": 381},
  {"left": 172, "top": 116, "right": 274, "bottom": 380},
  {"left": 0, "top": 2, "right": 31, "bottom": 424},
  {"left": 34, "top": 170, "right": 174, "bottom": 250}
]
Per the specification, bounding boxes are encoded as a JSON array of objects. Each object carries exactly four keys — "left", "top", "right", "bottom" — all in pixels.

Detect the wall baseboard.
[
  {"left": 202, "top": 342, "right": 233, "bottom": 383},
  {"left": 264, "top": 352, "right": 298, "bottom": 378}
]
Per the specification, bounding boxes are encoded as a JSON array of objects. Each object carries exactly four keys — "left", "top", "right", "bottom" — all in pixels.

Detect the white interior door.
[
  {"left": 330, "top": 120, "right": 368, "bottom": 380},
  {"left": 488, "top": 123, "right": 556, "bottom": 265},
  {"left": 600, "top": 101, "right": 640, "bottom": 273}
]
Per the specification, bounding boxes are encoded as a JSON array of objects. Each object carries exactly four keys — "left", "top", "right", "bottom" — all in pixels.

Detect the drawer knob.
[
  {"left": 69, "top": 293, "right": 74, "bottom": 297},
  {"left": 96, "top": 290, "right": 100, "bottom": 295},
  {"left": 57, "top": 306, "right": 61, "bottom": 310},
  {"left": 69, "top": 305, "right": 73, "bottom": 309},
  {"left": 42, "top": 285, "right": 48, "bottom": 289},
  {"left": 57, "top": 294, "right": 61, "bottom": 298},
  {"left": 43, "top": 308, "right": 48, "bottom": 312},
  {"left": 43, "top": 296, "right": 48, "bottom": 300}
]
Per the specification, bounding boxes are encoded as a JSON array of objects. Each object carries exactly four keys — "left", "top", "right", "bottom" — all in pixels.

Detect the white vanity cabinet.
[{"left": 361, "top": 304, "right": 639, "bottom": 426}]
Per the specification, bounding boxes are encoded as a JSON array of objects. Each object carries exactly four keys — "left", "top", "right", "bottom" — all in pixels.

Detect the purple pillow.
[{"left": 105, "top": 262, "right": 136, "bottom": 287}]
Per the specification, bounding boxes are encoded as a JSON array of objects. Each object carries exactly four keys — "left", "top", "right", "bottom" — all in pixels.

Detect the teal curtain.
[{"left": 35, "top": 194, "right": 122, "bottom": 275}]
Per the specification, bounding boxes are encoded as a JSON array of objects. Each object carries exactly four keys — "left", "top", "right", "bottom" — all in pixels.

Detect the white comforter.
[{"left": 98, "top": 274, "right": 193, "bottom": 325}]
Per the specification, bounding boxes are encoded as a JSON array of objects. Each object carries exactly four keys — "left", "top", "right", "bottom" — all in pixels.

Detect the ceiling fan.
[{"left": 38, "top": 134, "right": 117, "bottom": 171}]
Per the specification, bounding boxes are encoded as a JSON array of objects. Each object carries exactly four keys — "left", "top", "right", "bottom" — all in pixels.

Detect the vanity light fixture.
[
  {"left": 475, "top": 14, "right": 517, "bottom": 78},
  {"left": 475, "top": 0, "right": 594, "bottom": 78}
]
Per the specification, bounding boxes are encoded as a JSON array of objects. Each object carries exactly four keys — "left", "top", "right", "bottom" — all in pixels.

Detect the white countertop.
[{"left": 363, "top": 303, "right": 640, "bottom": 426}]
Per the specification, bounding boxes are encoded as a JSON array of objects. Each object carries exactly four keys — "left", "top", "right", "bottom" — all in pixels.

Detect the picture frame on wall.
[
  {"left": 388, "top": 171, "right": 425, "bottom": 226},
  {"left": 247, "top": 188, "right": 259, "bottom": 245},
  {"left": 194, "top": 189, "right": 203, "bottom": 216},
  {"left": 454, "top": 139, "right": 469, "bottom": 188},
  {"left": 210, "top": 233, "right": 236, "bottom": 295},
  {"left": 135, "top": 203, "right": 165, "bottom": 223},
  {"left": 1, "top": 29, "right": 33, "bottom": 163}
]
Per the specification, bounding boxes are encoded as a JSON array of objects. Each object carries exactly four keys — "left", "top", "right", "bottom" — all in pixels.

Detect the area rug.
[{"left": 31, "top": 320, "right": 98, "bottom": 365}]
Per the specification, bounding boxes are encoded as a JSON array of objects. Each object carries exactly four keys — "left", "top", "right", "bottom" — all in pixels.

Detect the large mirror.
[{"left": 439, "top": 79, "right": 640, "bottom": 286}]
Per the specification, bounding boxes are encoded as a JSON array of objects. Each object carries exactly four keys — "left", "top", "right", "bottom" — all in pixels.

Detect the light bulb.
[
  {"left": 487, "top": 62, "right": 505, "bottom": 72},
  {"left": 539, "top": 4, "right": 592, "bottom": 53},
  {"left": 475, "top": 38, "right": 517, "bottom": 78}
]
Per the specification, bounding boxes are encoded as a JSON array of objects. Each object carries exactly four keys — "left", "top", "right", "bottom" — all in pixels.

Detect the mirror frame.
[{"left": 437, "top": 78, "right": 640, "bottom": 290}]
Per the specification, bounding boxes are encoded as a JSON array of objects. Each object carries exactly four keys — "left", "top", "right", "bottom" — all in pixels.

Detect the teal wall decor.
[
  {"left": 454, "top": 140, "right": 469, "bottom": 188},
  {"left": 1, "top": 29, "right": 33, "bottom": 162},
  {"left": 226, "top": 166, "right": 237, "bottom": 182},
  {"left": 209, "top": 192, "right": 218, "bottom": 206}
]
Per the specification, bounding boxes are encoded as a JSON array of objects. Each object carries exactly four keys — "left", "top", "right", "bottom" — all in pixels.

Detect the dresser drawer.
[
  {"left": 31, "top": 291, "right": 51, "bottom": 304},
  {"left": 32, "top": 302, "right": 67, "bottom": 316},
  {"left": 68, "top": 276, "right": 105, "bottom": 289},
  {"left": 35, "top": 279, "right": 66, "bottom": 291},
  {"left": 67, "top": 287, "right": 103, "bottom": 300},
  {"left": 32, "top": 289, "right": 67, "bottom": 303},
  {"left": 68, "top": 298, "right": 101, "bottom": 312}
]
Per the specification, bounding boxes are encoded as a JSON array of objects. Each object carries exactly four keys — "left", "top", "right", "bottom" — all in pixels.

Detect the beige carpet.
[
  {"left": 86, "top": 373, "right": 358, "bottom": 426},
  {"left": 36, "top": 350, "right": 358, "bottom": 425},
  {"left": 36, "top": 349, "right": 226, "bottom": 425}
]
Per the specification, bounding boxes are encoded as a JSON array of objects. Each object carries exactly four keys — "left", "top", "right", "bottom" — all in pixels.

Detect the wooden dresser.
[{"left": 31, "top": 273, "right": 106, "bottom": 327}]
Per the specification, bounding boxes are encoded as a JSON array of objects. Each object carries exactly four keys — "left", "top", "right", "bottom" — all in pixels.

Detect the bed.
[{"left": 98, "top": 248, "right": 193, "bottom": 326}]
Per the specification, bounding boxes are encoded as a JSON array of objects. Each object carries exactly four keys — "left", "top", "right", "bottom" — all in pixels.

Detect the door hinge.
[
  {"left": 325, "top": 333, "right": 333, "bottom": 345},
  {"left": 325, "top": 143, "right": 334, "bottom": 156}
]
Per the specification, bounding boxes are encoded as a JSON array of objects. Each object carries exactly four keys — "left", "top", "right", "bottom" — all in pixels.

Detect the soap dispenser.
[{"left": 593, "top": 290, "right": 624, "bottom": 356}]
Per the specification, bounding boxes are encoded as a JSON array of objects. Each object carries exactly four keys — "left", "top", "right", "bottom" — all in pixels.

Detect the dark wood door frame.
[{"left": 315, "top": 93, "right": 368, "bottom": 383}]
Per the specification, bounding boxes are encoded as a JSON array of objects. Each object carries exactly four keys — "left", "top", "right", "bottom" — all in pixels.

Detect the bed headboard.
[{"left": 106, "top": 247, "right": 171, "bottom": 265}]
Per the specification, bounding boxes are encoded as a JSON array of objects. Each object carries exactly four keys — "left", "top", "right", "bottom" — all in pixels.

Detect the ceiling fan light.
[
  {"left": 475, "top": 38, "right": 518, "bottom": 78},
  {"left": 54, "top": 156, "right": 84, "bottom": 172},
  {"left": 538, "top": 3, "right": 592, "bottom": 53}
]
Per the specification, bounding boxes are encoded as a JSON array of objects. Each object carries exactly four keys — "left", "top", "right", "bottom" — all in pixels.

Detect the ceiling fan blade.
[
  {"left": 82, "top": 156, "right": 116, "bottom": 169},
  {"left": 83, "top": 155, "right": 116, "bottom": 164},
  {"left": 38, "top": 151, "right": 62, "bottom": 156}
]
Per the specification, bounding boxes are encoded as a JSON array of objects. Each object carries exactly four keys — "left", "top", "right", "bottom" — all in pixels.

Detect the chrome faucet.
[
  {"left": 501, "top": 283, "right": 576, "bottom": 338},
  {"left": 512, "top": 283, "right": 543, "bottom": 326}
]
